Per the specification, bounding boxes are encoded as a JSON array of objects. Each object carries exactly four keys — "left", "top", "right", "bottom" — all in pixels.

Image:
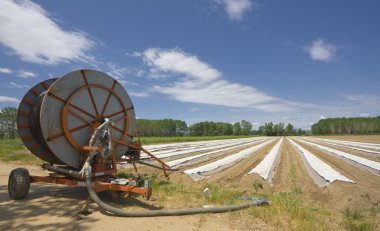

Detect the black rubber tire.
[{"left": 8, "top": 168, "right": 31, "bottom": 200}]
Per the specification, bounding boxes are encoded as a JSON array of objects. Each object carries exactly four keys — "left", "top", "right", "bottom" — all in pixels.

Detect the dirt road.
[{"left": 0, "top": 162, "right": 273, "bottom": 231}]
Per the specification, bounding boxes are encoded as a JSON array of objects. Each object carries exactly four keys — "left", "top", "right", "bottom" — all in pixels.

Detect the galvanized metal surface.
[{"left": 39, "top": 70, "right": 135, "bottom": 169}]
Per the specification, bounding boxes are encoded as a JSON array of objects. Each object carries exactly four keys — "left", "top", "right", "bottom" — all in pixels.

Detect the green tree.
[
  {"left": 233, "top": 122, "right": 242, "bottom": 135},
  {"left": 257, "top": 125, "right": 265, "bottom": 135},
  {"left": 137, "top": 119, "right": 188, "bottom": 136},
  {"left": 285, "top": 123, "right": 294, "bottom": 136},
  {"left": 311, "top": 116, "right": 380, "bottom": 135},
  {"left": 240, "top": 120, "right": 253, "bottom": 135},
  {"left": 273, "top": 123, "right": 285, "bottom": 136},
  {"left": 188, "top": 121, "right": 234, "bottom": 136},
  {"left": 0, "top": 107, "right": 18, "bottom": 139},
  {"left": 264, "top": 122, "right": 274, "bottom": 136}
]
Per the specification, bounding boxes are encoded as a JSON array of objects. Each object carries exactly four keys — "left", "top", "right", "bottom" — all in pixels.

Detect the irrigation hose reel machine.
[{"left": 8, "top": 69, "right": 268, "bottom": 217}]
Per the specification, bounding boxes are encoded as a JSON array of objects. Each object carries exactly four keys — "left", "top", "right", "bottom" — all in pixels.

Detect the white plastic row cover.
[
  {"left": 247, "top": 138, "right": 283, "bottom": 179},
  {"left": 295, "top": 138, "right": 380, "bottom": 171},
  {"left": 167, "top": 139, "right": 265, "bottom": 168},
  {"left": 184, "top": 138, "right": 275, "bottom": 180},
  {"left": 309, "top": 138, "right": 380, "bottom": 151},
  {"left": 146, "top": 137, "right": 264, "bottom": 157},
  {"left": 302, "top": 137, "right": 380, "bottom": 155},
  {"left": 144, "top": 137, "right": 260, "bottom": 152},
  {"left": 145, "top": 138, "right": 267, "bottom": 159},
  {"left": 288, "top": 138, "right": 354, "bottom": 183}
]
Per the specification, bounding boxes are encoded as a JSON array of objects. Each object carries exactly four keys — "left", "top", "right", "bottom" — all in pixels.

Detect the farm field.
[
  {"left": 1, "top": 135, "right": 380, "bottom": 230},
  {"left": 136, "top": 135, "right": 380, "bottom": 229}
]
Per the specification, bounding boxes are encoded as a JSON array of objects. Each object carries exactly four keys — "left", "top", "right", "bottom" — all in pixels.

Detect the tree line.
[
  {"left": 137, "top": 119, "right": 304, "bottom": 137},
  {"left": 188, "top": 120, "right": 253, "bottom": 136},
  {"left": 0, "top": 106, "right": 305, "bottom": 138},
  {"left": 136, "top": 119, "right": 254, "bottom": 136},
  {"left": 4, "top": 104, "right": 378, "bottom": 137},
  {"left": 256, "top": 122, "right": 305, "bottom": 136},
  {"left": 136, "top": 119, "right": 188, "bottom": 137},
  {"left": 311, "top": 116, "right": 380, "bottom": 135}
]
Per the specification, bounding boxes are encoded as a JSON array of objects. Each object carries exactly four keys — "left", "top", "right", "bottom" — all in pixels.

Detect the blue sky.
[{"left": 0, "top": 0, "right": 379, "bottom": 129}]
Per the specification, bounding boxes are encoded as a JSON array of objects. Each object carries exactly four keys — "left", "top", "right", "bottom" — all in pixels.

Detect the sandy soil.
[
  {"left": 292, "top": 139, "right": 380, "bottom": 212},
  {"left": 0, "top": 161, "right": 274, "bottom": 231},
  {"left": 1, "top": 136, "right": 380, "bottom": 230}
]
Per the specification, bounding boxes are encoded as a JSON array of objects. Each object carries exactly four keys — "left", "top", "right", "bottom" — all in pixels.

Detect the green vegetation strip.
[
  {"left": 138, "top": 135, "right": 255, "bottom": 145},
  {"left": 343, "top": 207, "right": 379, "bottom": 231},
  {"left": 0, "top": 138, "right": 42, "bottom": 164},
  {"left": 0, "top": 136, "right": 253, "bottom": 162},
  {"left": 115, "top": 171, "right": 336, "bottom": 230}
]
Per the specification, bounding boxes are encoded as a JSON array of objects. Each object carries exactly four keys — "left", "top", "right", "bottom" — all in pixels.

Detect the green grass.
[
  {"left": 116, "top": 171, "right": 332, "bottom": 230},
  {"left": 342, "top": 207, "right": 378, "bottom": 231},
  {"left": 0, "top": 135, "right": 254, "bottom": 163},
  {"left": 137, "top": 135, "right": 255, "bottom": 145},
  {"left": 247, "top": 191, "right": 331, "bottom": 230},
  {"left": 161, "top": 176, "right": 330, "bottom": 230},
  {"left": 0, "top": 138, "right": 42, "bottom": 164},
  {"left": 116, "top": 172, "right": 243, "bottom": 207}
]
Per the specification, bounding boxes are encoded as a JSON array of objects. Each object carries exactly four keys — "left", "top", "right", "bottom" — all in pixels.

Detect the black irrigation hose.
[{"left": 84, "top": 170, "right": 269, "bottom": 217}]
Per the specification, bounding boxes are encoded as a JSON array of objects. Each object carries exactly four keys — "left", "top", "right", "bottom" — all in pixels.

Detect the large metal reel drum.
[
  {"left": 40, "top": 70, "right": 135, "bottom": 169},
  {"left": 17, "top": 79, "right": 63, "bottom": 164}
]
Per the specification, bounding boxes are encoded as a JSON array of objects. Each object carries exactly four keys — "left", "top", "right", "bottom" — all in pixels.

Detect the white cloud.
[
  {"left": 139, "top": 48, "right": 308, "bottom": 112},
  {"left": 105, "top": 62, "right": 143, "bottom": 87},
  {"left": 215, "top": 0, "right": 252, "bottom": 21},
  {"left": 126, "top": 51, "right": 143, "bottom": 57},
  {"left": 189, "top": 107, "right": 199, "bottom": 112},
  {"left": 8, "top": 82, "right": 30, "bottom": 88},
  {"left": 129, "top": 91, "right": 150, "bottom": 97},
  {"left": 304, "top": 39, "right": 337, "bottom": 62},
  {"left": 106, "top": 62, "right": 145, "bottom": 80},
  {"left": 142, "top": 48, "right": 220, "bottom": 82},
  {"left": 0, "top": 67, "right": 37, "bottom": 78},
  {"left": 0, "top": 0, "right": 95, "bottom": 65},
  {"left": 105, "top": 62, "right": 127, "bottom": 80},
  {"left": 343, "top": 94, "right": 380, "bottom": 108},
  {"left": 360, "top": 113, "right": 370, "bottom": 117},
  {"left": 0, "top": 67, "right": 13, "bottom": 74},
  {"left": 17, "top": 70, "right": 37, "bottom": 78},
  {"left": 0, "top": 96, "right": 19, "bottom": 103}
]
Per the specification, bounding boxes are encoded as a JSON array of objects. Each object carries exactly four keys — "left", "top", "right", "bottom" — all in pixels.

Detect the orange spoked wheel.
[{"left": 38, "top": 70, "right": 136, "bottom": 169}]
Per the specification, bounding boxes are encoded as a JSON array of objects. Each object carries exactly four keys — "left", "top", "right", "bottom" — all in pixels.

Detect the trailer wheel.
[{"left": 8, "top": 168, "right": 31, "bottom": 200}]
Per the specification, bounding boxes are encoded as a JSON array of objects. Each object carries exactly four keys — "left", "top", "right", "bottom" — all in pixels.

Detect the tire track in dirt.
[
  {"left": 270, "top": 139, "right": 322, "bottom": 198},
  {"left": 269, "top": 138, "right": 291, "bottom": 190}
]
